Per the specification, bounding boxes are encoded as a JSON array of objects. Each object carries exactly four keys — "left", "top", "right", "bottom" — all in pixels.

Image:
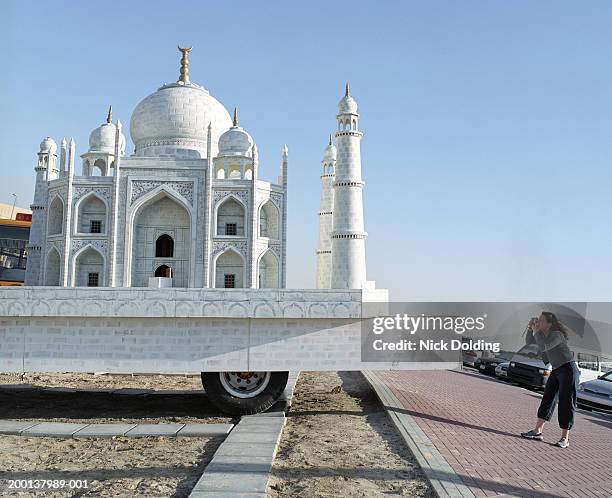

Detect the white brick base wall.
[{"left": 0, "top": 287, "right": 456, "bottom": 372}]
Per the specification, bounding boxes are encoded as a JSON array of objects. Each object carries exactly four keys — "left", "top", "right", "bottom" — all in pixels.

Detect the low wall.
[{"left": 0, "top": 287, "right": 456, "bottom": 373}]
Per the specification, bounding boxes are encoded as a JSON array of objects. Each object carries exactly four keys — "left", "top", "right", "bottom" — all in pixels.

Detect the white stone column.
[
  {"left": 281, "top": 145, "right": 288, "bottom": 288},
  {"left": 59, "top": 138, "right": 67, "bottom": 177},
  {"left": 61, "top": 139, "right": 76, "bottom": 286},
  {"left": 203, "top": 122, "right": 213, "bottom": 287},
  {"left": 249, "top": 144, "right": 259, "bottom": 287},
  {"left": 109, "top": 122, "right": 122, "bottom": 286}
]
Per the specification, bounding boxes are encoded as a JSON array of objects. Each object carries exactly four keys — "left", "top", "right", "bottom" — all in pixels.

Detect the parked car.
[
  {"left": 475, "top": 351, "right": 514, "bottom": 375},
  {"left": 508, "top": 345, "right": 611, "bottom": 390},
  {"left": 462, "top": 349, "right": 479, "bottom": 368},
  {"left": 495, "top": 361, "right": 510, "bottom": 379},
  {"left": 507, "top": 344, "right": 552, "bottom": 389},
  {"left": 577, "top": 371, "right": 612, "bottom": 413}
]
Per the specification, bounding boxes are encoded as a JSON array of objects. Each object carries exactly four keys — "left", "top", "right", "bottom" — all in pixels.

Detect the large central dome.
[{"left": 129, "top": 49, "right": 232, "bottom": 158}]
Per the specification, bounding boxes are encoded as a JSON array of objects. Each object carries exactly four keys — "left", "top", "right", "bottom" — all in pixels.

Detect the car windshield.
[
  {"left": 495, "top": 351, "right": 514, "bottom": 361},
  {"left": 515, "top": 344, "right": 542, "bottom": 360},
  {"left": 600, "top": 371, "right": 612, "bottom": 382}
]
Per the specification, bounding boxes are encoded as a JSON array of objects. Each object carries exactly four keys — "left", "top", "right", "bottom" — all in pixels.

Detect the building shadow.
[{"left": 0, "top": 389, "right": 232, "bottom": 421}]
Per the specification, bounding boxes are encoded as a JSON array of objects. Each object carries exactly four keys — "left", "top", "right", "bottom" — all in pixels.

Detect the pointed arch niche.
[
  {"left": 214, "top": 248, "right": 245, "bottom": 288},
  {"left": 216, "top": 196, "right": 245, "bottom": 236},
  {"left": 76, "top": 193, "right": 108, "bottom": 234},
  {"left": 73, "top": 245, "right": 105, "bottom": 287},
  {"left": 44, "top": 248, "right": 61, "bottom": 286},
  {"left": 130, "top": 191, "right": 191, "bottom": 287},
  {"left": 258, "top": 250, "right": 279, "bottom": 288}
]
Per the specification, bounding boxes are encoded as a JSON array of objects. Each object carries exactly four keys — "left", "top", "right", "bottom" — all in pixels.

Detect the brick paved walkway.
[{"left": 368, "top": 369, "right": 612, "bottom": 498}]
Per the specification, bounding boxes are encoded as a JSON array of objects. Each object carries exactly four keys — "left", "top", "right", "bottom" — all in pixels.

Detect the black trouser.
[{"left": 537, "top": 361, "right": 580, "bottom": 430}]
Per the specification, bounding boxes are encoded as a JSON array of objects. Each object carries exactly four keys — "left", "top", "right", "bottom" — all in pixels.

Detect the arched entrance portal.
[{"left": 131, "top": 194, "right": 191, "bottom": 287}]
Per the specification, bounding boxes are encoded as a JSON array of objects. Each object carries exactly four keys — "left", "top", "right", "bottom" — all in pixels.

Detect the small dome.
[
  {"left": 323, "top": 142, "right": 337, "bottom": 162},
  {"left": 218, "top": 110, "right": 254, "bottom": 157},
  {"left": 338, "top": 94, "right": 358, "bottom": 114},
  {"left": 338, "top": 82, "right": 358, "bottom": 114},
  {"left": 39, "top": 137, "right": 57, "bottom": 154},
  {"left": 89, "top": 122, "right": 126, "bottom": 154}
]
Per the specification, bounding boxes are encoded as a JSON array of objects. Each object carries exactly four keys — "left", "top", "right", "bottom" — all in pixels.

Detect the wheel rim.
[{"left": 219, "top": 371, "right": 272, "bottom": 399}]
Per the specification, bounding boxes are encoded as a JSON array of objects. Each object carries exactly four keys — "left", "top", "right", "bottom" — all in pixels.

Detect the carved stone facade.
[
  {"left": 130, "top": 180, "right": 194, "bottom": 205},
  {"left": 27, "top": 148, "right": 286, "bottom": 289}
]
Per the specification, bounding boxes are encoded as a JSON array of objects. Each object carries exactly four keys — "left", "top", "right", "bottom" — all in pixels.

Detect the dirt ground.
[
  {"left": 0, "top": 435, "right": 222, "bottom": 497},
  {"left": 0, "top": 372, "right": 233, "bottom": 424},
  {"left": 268, "top": 371, "right": 434, "bottom": 498},
  {"left": 0, "top": 371, "right": 203, "bottom": 391},
  {"left": 0, "top": 372, "right": 231, "bottom": 497}
]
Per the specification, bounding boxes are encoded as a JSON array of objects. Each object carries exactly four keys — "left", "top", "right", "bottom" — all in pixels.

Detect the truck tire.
[{"left": 201, "top": 371, "right": 289, "bottom": 416}]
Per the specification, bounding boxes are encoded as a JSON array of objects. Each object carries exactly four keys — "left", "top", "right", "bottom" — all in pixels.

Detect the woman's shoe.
[
  {"left": 520, "top": 429, "right": 544, "bottom": 441},
  {"left": 555, "top": 438, "right": 569, "bottom": 448}
]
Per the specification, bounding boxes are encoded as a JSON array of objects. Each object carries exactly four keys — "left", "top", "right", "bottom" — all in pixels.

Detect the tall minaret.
[
  {"left": 330, "top": 83, "right": 367, "bottom": 289},
  {"left": 280, "top": 144, "right": 288, "bottom": 288},
  {"left": 25, "top": 137, "right": 57, "bottom": 285},
  {"left": 316, "top": 134, "right": 336, "bottom": 288}
]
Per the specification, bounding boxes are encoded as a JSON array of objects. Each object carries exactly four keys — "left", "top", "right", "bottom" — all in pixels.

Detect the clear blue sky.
[{"left": 2, "top": 1, "right": 612, "bottom": 300}]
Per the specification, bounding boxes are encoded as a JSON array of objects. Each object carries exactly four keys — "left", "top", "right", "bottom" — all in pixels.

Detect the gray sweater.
[{"left": 533, "top": 329, "right": 573, "bottom": 369}]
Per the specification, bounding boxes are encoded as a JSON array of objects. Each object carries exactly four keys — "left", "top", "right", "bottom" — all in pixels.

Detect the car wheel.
[{"left": 201, "top": 371, "right": 289, "bottom": 416}]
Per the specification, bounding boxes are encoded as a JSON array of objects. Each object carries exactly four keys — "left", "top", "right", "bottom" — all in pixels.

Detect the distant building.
[
  {"left": 0, "top": 218, "right": 30, "bottom": 285},
  {"left": 0, "top": 202, "right": 31, "bottom": 221}
]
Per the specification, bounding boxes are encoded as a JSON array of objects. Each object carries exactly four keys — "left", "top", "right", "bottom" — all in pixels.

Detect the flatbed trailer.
[{"left": 0, "top": 286, "right": 457, "bottom": 414}]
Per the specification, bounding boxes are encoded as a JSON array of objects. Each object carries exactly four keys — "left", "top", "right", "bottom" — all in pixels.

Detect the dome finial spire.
[
  {"left": 178, "top": 46, "right": 193, "bottom": 84},
  {"left": 233, "top": 107, "right": 239, "bottom": 127},
  {"left": 345, "top": 81, "right": 350, "bottom": 97},
  {"left": 329, "top": 133, "right": 333, "bottom": 146},
  {"left": 106, "top": 105, "right": 113, "bottom": 124}
]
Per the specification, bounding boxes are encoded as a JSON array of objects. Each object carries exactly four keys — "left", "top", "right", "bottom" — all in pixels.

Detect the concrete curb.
[
  {"left": 363, "top": 371, "right": 475, "bottom": 498},
  {"left": 188, "top": 416, "right": 285, "bottom": 497},
  {"left": 0, "top": 420, "right": 234, "bottom": 438},
  {"left": 187, "top": 372, "right": 299, "bottom": 496}
]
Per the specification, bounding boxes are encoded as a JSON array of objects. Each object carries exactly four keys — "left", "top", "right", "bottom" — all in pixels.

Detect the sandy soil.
[
  {"left": 0, "top": 372, "right": 232, "bottom": 496},
  {"left": 0, "top": 372, "right": 234, "bottom": 424},
  {"left": 0, "top": 372, "right": 202, "bottom": 391},
  {"left": 268, "top": 371, "right": 434, "bottom": 498},
  {"left": 0, "top": 435, "right": 222, "bottom": 497}
]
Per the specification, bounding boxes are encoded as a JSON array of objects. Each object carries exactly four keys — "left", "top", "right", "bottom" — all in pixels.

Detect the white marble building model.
[{"left": 26, "top": 48, "right": 288, "bottom": 289}]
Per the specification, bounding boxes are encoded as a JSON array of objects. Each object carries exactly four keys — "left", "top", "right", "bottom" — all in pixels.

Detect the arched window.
[
  {"left": 228, "top": 164, "right": 241, "bottom": 179},
  {"left": 214, "top": 249, "right": 244, "bottom": 288},
  {"left": 155, "top": 234, "right": 174, "bottom": 257},
  {"left": 74, "top": 246, "right": 104, "bottom": 287},
  {"left": 216, "top": 167, "right": 226, "bottom": 179},
  {"left": 154, "top": 265, "right": 172, "bottom": 278},
  {"left": 77, "top": 194, "right": 107, "bottom": 234},
  {"left": 92, "top": 159, "right": 106, "bottom": 176},
  {"left": 216, "top": 197, "right": 245, "bottom": 236}
]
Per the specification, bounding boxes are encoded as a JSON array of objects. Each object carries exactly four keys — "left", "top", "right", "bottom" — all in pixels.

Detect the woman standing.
[{"left": 520, "top": 312, "right": 580, "bottom": 448}]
